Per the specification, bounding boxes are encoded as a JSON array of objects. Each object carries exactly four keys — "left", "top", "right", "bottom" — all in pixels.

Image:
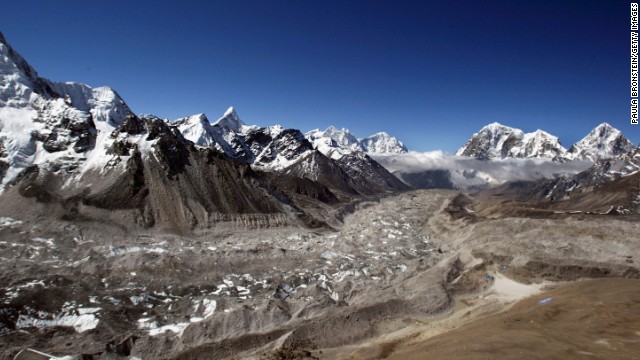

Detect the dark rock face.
[
  {"left": 282, "top": 151, "right": 360, "bottom": 196},
  {"left": 395, "top": 170, "right": 456, "bottom": 190},
  {"left": 114, "top": 115, "right": 147, "bottom": 136},
  {"left": 0, "top": 139, "right": 7, "bottom": 183},
  {"left": 241, "top": 127, "right": 315, "bottom": 167},
  {"left": 0, "top": 160, "right": 8, "bottom": 183},
  {"left": 83, "top": 150, "right": 148, "bottom": 211},
  {"left": 42, "top": 116, "right": 97, "bottom": 153},
  {"left": 0, "top": 31, "right": 411, "bottom": 233},
  {"left": 4, "top": 114, "right": 361, "bottom": 231},
  {"left": 269, "top": 173, "right": 340, "bottom": 205},
  {"left": 336, "top": 153, "right": 411, "bottom": 194}
]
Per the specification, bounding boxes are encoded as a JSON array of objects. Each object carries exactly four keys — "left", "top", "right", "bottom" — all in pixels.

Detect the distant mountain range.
[
  {"left": 0, "top": 31, "right": 408, "bottom": 231},
  {"left": 305, "top": 126, "right": 407, "bottom": 159},
  {"left": 382, "top": 122, "right": 639, "bottom": 198},
  {"left": 456, "top": 122, "right": 635, "bottom": 162},
  {"left": 1, "top": 29, "right": 639, "bottom": 231}
]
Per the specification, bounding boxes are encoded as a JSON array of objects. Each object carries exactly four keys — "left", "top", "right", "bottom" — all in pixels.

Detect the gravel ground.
[{"left": 1, "top": 189, "right": 639, "bottom": 359}]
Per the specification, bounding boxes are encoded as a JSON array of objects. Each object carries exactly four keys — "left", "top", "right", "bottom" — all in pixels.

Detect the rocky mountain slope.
[
  {"left": 0, "top": 32, "right": 407, "bottom": 232},
  {"left": 475, "top": 145, "right": 640, "bottom": 215},
  {"left": 173, "top": 109, "right": 409, "bottom": 196}
]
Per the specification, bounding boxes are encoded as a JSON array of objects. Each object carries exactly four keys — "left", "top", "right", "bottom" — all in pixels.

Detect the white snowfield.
[
  {"left": 137, "top": 298, "right": 217, "bottom": 337},
  {"left": 16, "top": 306, "right": 101, "bottom": 333}
]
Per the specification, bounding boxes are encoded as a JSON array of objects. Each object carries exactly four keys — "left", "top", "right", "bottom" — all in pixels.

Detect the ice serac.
[
  {"left": 359, "top": 132, "right": 408, "bottom": 154},
  {"left": 456, "top": 122, "right": 567, "bottom": 161},
  {"left": 567, "top": 123, "right": 634, "bottom": 161}
]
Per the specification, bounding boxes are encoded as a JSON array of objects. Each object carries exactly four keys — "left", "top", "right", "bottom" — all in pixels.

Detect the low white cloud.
[{"left": 371, "top": 151, "right": 593, "bottom": 186}]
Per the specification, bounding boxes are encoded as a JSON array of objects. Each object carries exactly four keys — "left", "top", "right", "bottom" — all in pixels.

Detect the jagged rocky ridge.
[
  {"left": 173, "top": 108, "right": 409, "bottom": 196},
  {"left": 0, "top": 32, "right": 408, "bottom": 232}
]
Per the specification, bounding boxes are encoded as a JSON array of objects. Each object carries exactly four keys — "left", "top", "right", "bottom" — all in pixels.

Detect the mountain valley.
[{"left": 1, "top": 30, "right": 640, "bottom": 360}]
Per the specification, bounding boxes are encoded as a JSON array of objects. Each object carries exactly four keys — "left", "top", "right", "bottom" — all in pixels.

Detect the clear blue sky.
[{"left": 2, "top": 0, "right": 636, "bottom": 152}]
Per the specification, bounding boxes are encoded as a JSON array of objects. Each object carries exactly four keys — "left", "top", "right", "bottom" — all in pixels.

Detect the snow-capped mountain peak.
[
  {"left": 456, "top": 122, "right": 526, "bottom": 159},
  {"left": 305, "top": 128, "right": 353, "bottom": 160},
  {"left": 568, "top": 122, "right": 634, "bottom": 161},
  {"left": 173, "top": 112, "right": 238, "bottom": 155},
  {"left": 484, "top": 121, "right": 509, "bottom": 131},
  {"left": 516, "top": 129, "right": 567, "bottom": 159},
  {"left": 320, "top": 126, "right": 360, "bottom": 148},
  {"left": 0, "top": 32, "right": 138, "bottom": 189},
  {"left": 458, "top": 121, "right": 634, "bottom": 162},
  {"left": 0, "top": 31, "right": 58, "bottom": 107},
  {"left": 305, "top": 126, "right": 408, "bottom": 160},
  {"left": 456, "top": 123, "right": 569, "bottom": 160},
  {"left": 359, "top": 131, "right": 408, "bottom": 154},
  {"left": 51, "top": 83, "right": 132, "bottom": 126},
  {"left": 214, "top": 106, "right": 245, "bottom": 133}
]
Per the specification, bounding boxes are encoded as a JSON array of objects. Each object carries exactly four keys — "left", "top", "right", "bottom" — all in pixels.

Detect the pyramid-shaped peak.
[
  {"left": 568, "top": 122, "right": 634, "bottom": 161},
  {"left": 583, "top": 122, "right": 624, "bottom": 139},
  {"left": 592, "top": 122, "right": 618, "bottom": 134},
  {"left": 595, "top": 122, "right": 613, "bottom": 129},
  {"left": 223, "top": 106, "right": 238, "bottom": 117},
  {"left": 214, "top": 106, "right": 245, "bottom": 133}
]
